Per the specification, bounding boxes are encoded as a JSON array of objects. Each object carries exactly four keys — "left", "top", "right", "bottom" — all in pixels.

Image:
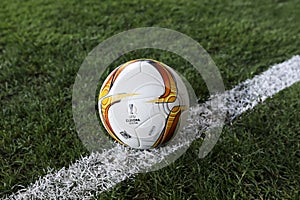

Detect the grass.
[{"left": 1, "top": 0, "right": 300, "bottom": 199}]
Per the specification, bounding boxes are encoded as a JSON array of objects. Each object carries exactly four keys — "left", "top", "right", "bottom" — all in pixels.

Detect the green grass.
[{"left": 1, "top": 0, "right": 300, "bottom": 199}]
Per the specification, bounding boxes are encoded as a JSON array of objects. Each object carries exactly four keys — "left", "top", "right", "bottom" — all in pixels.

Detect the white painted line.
[{"left": 5, "top": 55, "right": 300, "bottom": 200}]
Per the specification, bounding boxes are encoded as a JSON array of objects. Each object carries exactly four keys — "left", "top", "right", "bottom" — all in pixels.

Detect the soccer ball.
[{"left": 98, "top": 59, "right": 190, "bottom": 149}]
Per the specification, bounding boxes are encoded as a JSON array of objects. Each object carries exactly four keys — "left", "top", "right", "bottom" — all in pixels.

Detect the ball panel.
[
  {"left": 145, "top": 60, "right": 177, "bottom": 104},
  {"left": 98, "top": 98, "right": 124, "bottom": 145},
  {"left": 140, "top": 61, "right": 164, "bottom": 85},
  {"left": 112, "top": 60, "right": 140, "bottom": 83},
  {"left": 112, "top": 61, "right": 141, "bottom": 84},
  {"left": 110, "top": 73, "right": 164, "bottom": 99},
  {"left": 98, "top": 67, "right": 118, "bottom": 99},
  {"left": 152, "top": 105, "right": 183, "bottom": 147},
  {"left": 131, "top": 83, "right": 164, "bottom": 99},
  {"left": 165, "top": 65, "right": 190, "bottom": 107},
  {"left": 108, "top": 113, "right": 140, "bottom": 148},
  {"left": 135, "top": 114, "right": 166, "bottom": 149},
  {"left": 135, "top": 113, "right": 165, "bottom": 140}
]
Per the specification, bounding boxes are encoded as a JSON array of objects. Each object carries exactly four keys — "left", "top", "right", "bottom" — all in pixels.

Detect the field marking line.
[{"left": 4, "top": 55, "right": 300, "bottom": 200}]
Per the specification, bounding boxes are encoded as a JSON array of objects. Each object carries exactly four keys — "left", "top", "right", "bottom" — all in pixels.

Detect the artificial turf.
[{"left": 1, "top": 0, "right": 299, "bottom": 199}]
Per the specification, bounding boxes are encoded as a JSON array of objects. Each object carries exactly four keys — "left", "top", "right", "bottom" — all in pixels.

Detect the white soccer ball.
[{"left": 98, "top": 59, "right": 190, "bottom": 149}]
